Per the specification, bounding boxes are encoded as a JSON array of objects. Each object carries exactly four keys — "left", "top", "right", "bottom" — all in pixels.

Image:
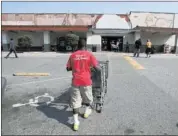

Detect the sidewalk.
[
  {"left": 1, "top": 51, "right": 113, "bottom": 58},
  {"left": 122, "top": 52, "right": 178, "bottom": 58},
  {"left": 1, "top": 51, "right": 70, "bottom": 58},
  {"left": 1, "top": 51, "right": 178, "bottom": 58}
]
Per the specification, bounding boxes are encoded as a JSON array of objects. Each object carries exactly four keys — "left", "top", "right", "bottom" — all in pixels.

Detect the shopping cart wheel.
[{"left": 96, "top": 103, "right": 102, "bottom": 113}]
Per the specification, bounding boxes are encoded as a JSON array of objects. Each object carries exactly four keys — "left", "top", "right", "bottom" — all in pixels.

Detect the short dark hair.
[
  {"left": 78, "top": 38, "right": 86, "bottom": 49},
  {"left": 10, "top": 38, "right": 13, "bottom": 40}
]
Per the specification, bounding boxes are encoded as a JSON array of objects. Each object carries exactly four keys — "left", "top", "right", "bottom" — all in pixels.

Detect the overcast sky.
[{"left": 2, "top": 2, "right": 178, "bottom": 14}]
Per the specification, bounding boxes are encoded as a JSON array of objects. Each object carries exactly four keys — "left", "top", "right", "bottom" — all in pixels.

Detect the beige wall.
[
  {"left": 87, "top": 32, "right": 101, "bottom": 45},
  {"left": 129, "top": 12, "right": 174, "bottom": 28},
  {"left": 140, "top": 32, "right": 175, "bottom": 46},
  {"left": 173, "top": 14, "right": 178, "bottom": 28},
  {"left": 86, "top": 32, "right": 102, "bottom": 51},
  {"left": 2, "top": 13, "right": 100, "bottom": 26},
  {"left": 2, "top": 12, "right": 178, "bottom": 29},
  {"left": 125, "top": 33, "right": 135, "bottom": 44}
]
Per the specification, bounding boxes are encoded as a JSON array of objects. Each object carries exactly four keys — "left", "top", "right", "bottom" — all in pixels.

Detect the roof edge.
[{"left": 130, "top": 11, "right": 177, "bottom": 14}]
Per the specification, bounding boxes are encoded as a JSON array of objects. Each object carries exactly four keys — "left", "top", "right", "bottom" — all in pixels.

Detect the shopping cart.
[{"left": 91, "top": 60, "right": 109, "bottom": 113}]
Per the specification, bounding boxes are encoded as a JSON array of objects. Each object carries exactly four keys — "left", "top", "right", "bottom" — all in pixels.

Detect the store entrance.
[{"left": 101, "top": 36, "right": 123, "bottom": 51}]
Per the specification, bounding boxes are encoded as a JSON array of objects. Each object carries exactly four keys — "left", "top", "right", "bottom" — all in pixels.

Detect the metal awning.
[
  {"left": 90, "top": 28, "right": 139, "bottom": 35},
  {"left": 133, "top": 26, "right": 178, "bottom": 34},
  {"left": 2, "top": 25, "right": 89, "bottom": 32}
]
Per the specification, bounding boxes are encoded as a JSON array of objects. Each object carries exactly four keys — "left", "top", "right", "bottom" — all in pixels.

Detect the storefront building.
[{"left": 2, "top": 11, "right": 178, "bottom": 53}]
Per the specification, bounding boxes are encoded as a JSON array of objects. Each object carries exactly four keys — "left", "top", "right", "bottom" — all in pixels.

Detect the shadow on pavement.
[
  {"left": 3, "top": 57, "right": 18, "bottom": 59},
  {"left": 36, "top": 87, "right": 73, "bottom": 130}
]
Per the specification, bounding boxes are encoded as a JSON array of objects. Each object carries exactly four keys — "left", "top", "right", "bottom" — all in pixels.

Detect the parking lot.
[{"left": 1, "top": 52, "right": 178, "bottom": 135}]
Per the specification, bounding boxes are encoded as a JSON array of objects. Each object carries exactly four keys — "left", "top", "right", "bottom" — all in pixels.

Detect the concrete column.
[
  {"left": 134, "top": 32, "right": 141, "bottom": 41},
  {"left": 86, "top": 32, "right": 92, "bottom": 51},
  {"left": 86, "top": 32, "right": 92, "bottom": 45},
  {"left": 2, "top": 31, "right": 9, "bottom": 51},
  {"left": 86, "top": 32, "right": 101, "bottom": 52},
  {"left": 175, "top": 35, "right": 178, "bottom": 55},
  {"left": 43, "top": 31, "right": 50, "bottom": 52}
]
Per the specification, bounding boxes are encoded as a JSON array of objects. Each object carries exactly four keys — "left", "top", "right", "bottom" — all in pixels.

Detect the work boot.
[
  {"left": 73, "top": 114, "right": 80, "bottom": 131},
  {"left": 84, "top": 106, "right": 92, "bottom": 119}
]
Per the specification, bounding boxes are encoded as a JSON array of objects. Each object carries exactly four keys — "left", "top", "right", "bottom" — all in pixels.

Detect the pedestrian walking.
[
  {"left": 66, "top": 38, "right": 101, "bottom": 131},
  {"left": 145, "top": 39, "right": 152, "bottom": 58},
  {"left": 133, "top": 38, "right": 142, "bottom": 57},
  {"left": 4, "top": 38, "right": 18, "bottom": 59}
]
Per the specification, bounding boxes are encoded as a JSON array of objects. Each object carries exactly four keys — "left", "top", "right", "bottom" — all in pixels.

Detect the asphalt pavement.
[{"left": 1, "top": 52, "right": 178, "bottom": 135}]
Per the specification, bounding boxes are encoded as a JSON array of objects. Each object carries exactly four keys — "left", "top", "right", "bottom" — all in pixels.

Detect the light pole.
[{"left": 176, "top": 35, "right": 178, "bottom": 56}]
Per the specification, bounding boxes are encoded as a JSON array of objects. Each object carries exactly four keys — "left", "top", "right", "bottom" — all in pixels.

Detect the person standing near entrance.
[
  {"left": 66, "top": 39, "right": 100, "bottom": 131},
  {"left": 145, "top": 39, "right": 152, "bottom": 58},
  {"left": 133, "top": 38, "right": 142, "bottom": 57},
  {"left": 116, "top": 39, "right": 120, "bottom": 52},
  {"left": 5, "top": 38, "right": 18, "bottom": 59}
]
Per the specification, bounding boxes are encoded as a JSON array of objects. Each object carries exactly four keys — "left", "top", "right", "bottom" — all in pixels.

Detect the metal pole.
[
  {"left": 176, "top": 35, "right": 178, "bottom": 56},
  {"left": 173, "top": 13, "right": 178, "bottom": 56}
]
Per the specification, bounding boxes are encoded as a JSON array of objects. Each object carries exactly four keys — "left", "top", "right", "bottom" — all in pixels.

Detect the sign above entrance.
[
  {"left": 91, "top": 29, "right": 135, "bottom": 35},
  {"left": 95, "top": 14, "right": 130, "bottom": 29}
]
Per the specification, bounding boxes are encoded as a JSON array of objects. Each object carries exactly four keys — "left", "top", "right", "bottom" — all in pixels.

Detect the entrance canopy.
[
  {"left": 90, "top": 28, "right": 138, "bottom": 36},
  {"left": 133, "top": 26, "right": 178, "bottom": 34}
]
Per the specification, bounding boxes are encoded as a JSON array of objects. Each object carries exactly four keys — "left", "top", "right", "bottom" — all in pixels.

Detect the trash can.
[{"left": 92, "top": 45, "right": 97, "bottom": 52}]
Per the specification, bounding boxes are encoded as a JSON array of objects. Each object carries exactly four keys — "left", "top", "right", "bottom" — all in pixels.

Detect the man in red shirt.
[{"left": 66, "top": 39, "right": 100, "bottom": 131}]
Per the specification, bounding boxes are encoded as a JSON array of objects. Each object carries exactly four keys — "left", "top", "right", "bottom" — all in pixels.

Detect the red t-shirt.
[{"left": 66, "top": 50, "right": 98, "bottom": 86}]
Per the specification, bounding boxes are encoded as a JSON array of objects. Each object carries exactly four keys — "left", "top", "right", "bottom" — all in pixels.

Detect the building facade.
[{"left": 2, "top": 11, "right": 178, "bottom": 53}]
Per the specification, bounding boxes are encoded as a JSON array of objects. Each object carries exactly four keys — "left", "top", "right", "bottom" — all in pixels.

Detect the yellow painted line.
[
  {"left": 32, "top": 54, "right": 40, "bottom": 56},
  {"left": 13, "top": 73, "right": 50, "bottom": 76},
  {"left": 123, "top": 55, "right": 145, "bottom": 70}
]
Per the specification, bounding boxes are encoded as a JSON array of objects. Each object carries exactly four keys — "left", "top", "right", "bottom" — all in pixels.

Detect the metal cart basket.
[{"left": 91, "top": 60, "right": 109, "bottom": 113}]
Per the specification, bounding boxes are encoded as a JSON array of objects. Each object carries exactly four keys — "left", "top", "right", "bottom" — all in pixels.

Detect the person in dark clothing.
[
  {"left": 125, "top": 41, "right": 129, "bottom": 53},
  {"left": 5, "top": 38, "right": 18, "bottom": 59},
  {"left": 133, "top": 38, "right": 142, "bottom": 57}
]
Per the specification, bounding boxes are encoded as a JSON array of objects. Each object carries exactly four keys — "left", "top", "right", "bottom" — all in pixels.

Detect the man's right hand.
[
  {"left": 93, "top": 65, "right": 101, "bottom": 72},
  {"left": 66, "top": 67, "right": 72, "bottom": 71}
]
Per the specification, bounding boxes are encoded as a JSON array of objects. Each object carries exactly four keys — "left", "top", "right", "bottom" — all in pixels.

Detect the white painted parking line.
[{"left": 7, "top": 76, "right": 72, "bottom": 87}]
